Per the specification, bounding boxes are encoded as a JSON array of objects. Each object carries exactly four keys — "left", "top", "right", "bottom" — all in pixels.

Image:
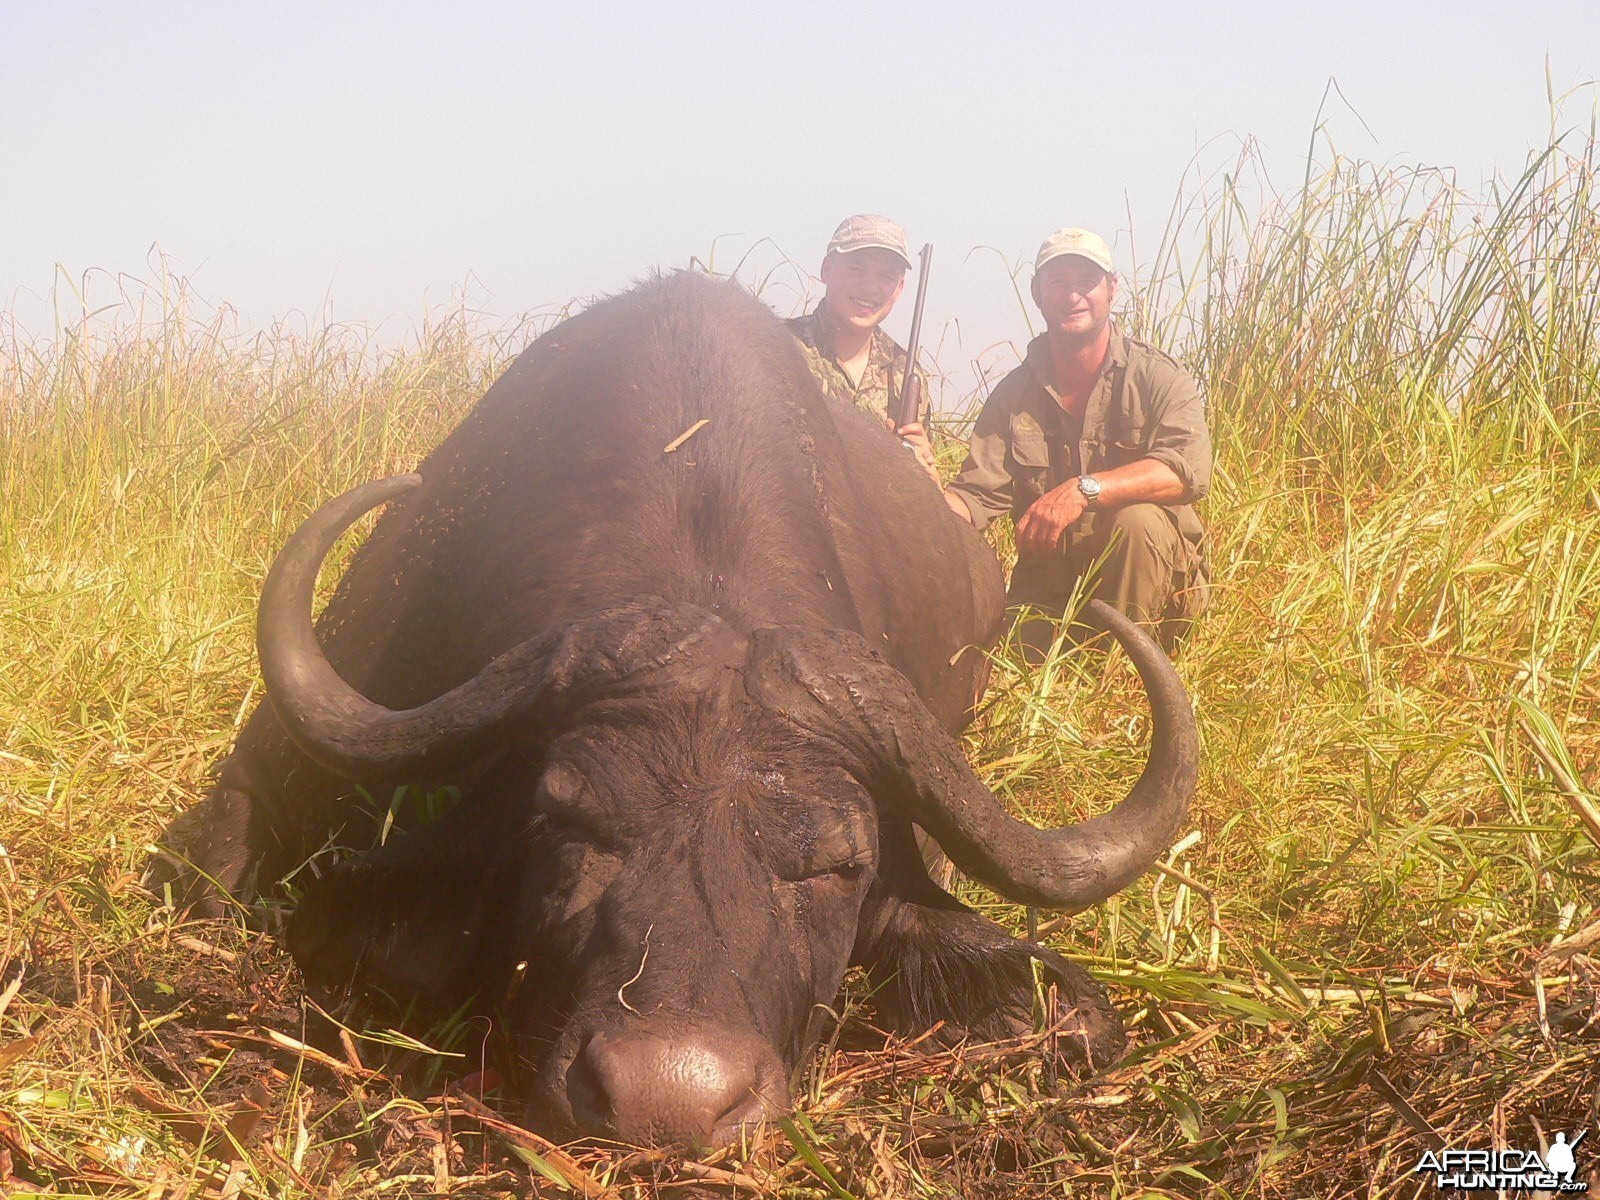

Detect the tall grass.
[
  {"left": 1, "top": 125, "right": 1598, "bottom": 1197},
  {"left": 1135, "top": 122, "right": 1600, "bottom": 476}
]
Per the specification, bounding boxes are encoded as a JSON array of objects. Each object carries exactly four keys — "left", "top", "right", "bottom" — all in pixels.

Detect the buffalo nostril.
[
  {"left": 568, "top": 1028, "right": 781, "bottom": 1147},
  {"left": 712, "top": 1088, "right": 770, "bottom": 1134}
]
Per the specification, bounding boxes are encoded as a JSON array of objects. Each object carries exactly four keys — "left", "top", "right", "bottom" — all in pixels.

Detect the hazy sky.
[{"left": 3, "top": 1, "right": 1595, "bottom": 403}]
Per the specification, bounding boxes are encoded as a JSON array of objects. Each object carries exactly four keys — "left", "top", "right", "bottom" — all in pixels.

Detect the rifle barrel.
[{"left": 896, "top": 243, "right": 934, "bottom": 428}]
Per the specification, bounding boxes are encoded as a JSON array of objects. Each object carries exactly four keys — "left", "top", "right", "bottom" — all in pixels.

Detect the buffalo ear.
[
  {"left": 853, "top": 887, "right": 1127, "bottom": 1069},
  {"left": 744, "top": 601, "right": 1196, "bottom": 910},
  {"left": 145, "top": 782, "right": 283, "bottom": 918},
  {"left": 288, "top": 795, "right": 538, "bottom": 1010}
]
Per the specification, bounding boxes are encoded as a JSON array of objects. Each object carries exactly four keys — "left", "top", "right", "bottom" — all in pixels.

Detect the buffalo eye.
[
  {"left": 825, "top": 857, "right": 871, "bottom": 885},
  {"left": 535, "top": 762, "right": 615, "bottom": 845},
  {"left": 774, "top": 809, "right": 876, "bottom": 884}
]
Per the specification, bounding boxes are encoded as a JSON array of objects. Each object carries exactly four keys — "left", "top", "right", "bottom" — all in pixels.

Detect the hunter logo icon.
[
  {"left": 1550, "top": 1132, "right": 1583, "bottom": 1186},
  {"left": 1413, "top": 1130, "right": 1589, "bottom": 1193}
]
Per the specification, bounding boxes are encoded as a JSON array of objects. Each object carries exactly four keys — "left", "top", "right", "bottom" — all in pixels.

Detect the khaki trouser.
[{"left": 1007, "top": 503, "right": 1209, "bottom": 659}]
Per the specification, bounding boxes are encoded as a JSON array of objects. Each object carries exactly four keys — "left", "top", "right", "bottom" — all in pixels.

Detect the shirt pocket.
[
  {"left": 1007, "top": 418, "right": 1053, "bottom": 503},
  {"left": 1105, "top": 409, "right": 1153, "bottom": 468}
]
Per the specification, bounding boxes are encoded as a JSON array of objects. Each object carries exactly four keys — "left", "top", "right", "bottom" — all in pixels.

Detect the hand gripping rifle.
[{"left": 894, "top": 243, "right": 934, "bottom": 430}]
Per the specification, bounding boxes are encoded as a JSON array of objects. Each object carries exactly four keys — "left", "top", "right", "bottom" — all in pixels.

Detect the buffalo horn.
[
  {"left": 258, "top": 474, "right": 726, "bottom": 781},
  {"left": 745, "top": 601, "right": 1198, "bottom": 909}
]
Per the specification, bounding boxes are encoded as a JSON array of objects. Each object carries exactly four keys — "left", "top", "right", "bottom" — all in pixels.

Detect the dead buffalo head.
[{"left": 262, "top": 475, "right": 1197, "bottom": 1147}]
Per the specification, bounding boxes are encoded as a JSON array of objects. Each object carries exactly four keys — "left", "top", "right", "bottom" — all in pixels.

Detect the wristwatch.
[{"left": 1077, "top": 474, "right": 1103, "bottom": 506}]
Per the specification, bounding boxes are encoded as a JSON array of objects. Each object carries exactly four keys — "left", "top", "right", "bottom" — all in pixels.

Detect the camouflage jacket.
[
  {"left": 785, "top": 306, "right": 927, "bottom": 423},
  {"left": 946, "top": 325, "right": 1212, "bottom": 547}
]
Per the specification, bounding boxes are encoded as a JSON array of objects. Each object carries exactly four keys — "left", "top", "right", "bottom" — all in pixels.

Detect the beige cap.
[
  {"left": 825, "top": 214, "right": 913, "bottom": 268},
  {"left": 1034, "top": 227, "right": 1115, "bottom": 275}
]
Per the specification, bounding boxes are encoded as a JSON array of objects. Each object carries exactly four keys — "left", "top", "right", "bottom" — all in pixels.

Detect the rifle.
[{"left": 894, "top": 243, "right": 934, "bottom": 430}]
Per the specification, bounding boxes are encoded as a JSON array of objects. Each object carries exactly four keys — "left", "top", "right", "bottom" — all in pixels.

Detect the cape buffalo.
[{"left": 156, "top": 272, "right": 1197, "bottom": 1147}]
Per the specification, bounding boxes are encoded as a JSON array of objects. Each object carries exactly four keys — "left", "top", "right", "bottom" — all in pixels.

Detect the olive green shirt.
[
  {"left": 785, "top": 306, "right": 926, "bottom": 422},
  {"left": 946, "top": 325, "right": 1211, "bottom": 547}
]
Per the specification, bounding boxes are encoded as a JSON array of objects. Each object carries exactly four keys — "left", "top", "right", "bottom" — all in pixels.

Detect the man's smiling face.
[
  {"left": 819, "top": 248, "right": 908, "bottom": 334},
  {"left": 1032, "top": 255, "right": 1117, "bottom": 341}
]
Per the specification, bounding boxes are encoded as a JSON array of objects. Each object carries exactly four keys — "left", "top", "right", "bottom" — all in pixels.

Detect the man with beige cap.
[
  {"left": 943, "top": 228, "right": 1211, "bottom": 652},
  {"left": 787, "top": 214, "right": 937, "bottom": 477}
]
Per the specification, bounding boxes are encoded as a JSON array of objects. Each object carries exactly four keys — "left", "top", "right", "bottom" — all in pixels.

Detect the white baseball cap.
[{"left": 1034, "top": 227, "right": 1115, "bottom": 274}]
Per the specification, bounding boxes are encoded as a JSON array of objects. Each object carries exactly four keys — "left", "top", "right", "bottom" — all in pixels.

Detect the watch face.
[{"left": 1079, "top": 476, "right": 1101, "bottom": 500}]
